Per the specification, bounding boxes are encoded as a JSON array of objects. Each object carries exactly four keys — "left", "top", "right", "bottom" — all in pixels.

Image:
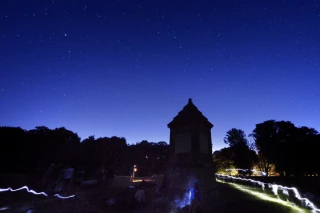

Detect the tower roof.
[{"left": 167, "top": 98, "right": 213, "bottom": 129}]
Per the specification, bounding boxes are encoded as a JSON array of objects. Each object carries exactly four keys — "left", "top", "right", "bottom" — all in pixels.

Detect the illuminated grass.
[
  {"left": 217, "top": 179, "right": 310, "bottom": 213},
  {"left": 216, "top": 173, "right": 320, "bottom": 212}
]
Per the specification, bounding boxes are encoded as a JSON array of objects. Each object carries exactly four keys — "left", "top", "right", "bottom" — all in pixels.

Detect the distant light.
[
  {"left": 225, "top": 168, "right": 267, "bottom": 176},
  {"left": 145, "top": 156, "right": 148, "bottom": 159}
]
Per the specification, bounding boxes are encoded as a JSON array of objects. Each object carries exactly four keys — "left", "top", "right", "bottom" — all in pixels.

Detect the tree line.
[
  {"left": 213, "top": 120, "right": 320, "bottom": 177},
  {"left": 2, "top": 119, "right": 319, "bottom": 178},
  {"left": 0, "top": 126, "right": 169, "bottom": 177}
]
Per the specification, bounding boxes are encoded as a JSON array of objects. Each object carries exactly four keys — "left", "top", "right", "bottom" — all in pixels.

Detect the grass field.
[
  {"left": 0, "top": 176, "right": 313, "bottom": 213},
  {"left": 215, "top": 180, "right": 310, "bottom": 213}
]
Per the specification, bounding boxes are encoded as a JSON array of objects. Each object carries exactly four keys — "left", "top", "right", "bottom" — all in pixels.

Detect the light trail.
[
  {"left": 54, "top": 194, "right": 75, "bottom": 199},
  {"left": 0, "top": 186, "right": 75, "bottom": 199},
  {"left": 216, "top": 173, "right": 320, "bottom": 212},
  {"left": 216, "top": 179, "right": 308, "bottom": 213},
  {"left": 0, "top": 186, "right": 48, "bottom": 196},
  {"left": 0, "top": 206, "right": 9, "bottom": 211}
]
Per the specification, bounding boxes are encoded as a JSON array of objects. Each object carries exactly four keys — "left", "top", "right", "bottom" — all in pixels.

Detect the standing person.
[
  {"left": 63, "top": 165, "right": 75, "bottom": 192},
  {"left": 134, "top": 180, "right": 147, "bottom": 205},
  {"left": 75, "top": 167, "right": 84, "bottom": 191},
  {"left": 106, "top": 168, "right": 115, "bottom": 186},
  {"left": 54, "top": 164, "right": 65, "bottom": 193},
  {"left": 49, "top": 163, "right": 61, "bottom": 191},
  {"left": 42, "top": 163, "right": 55, "bottom": 190},
  {"left": 130, "top": 166, "right": 134, "bottom": 182}
]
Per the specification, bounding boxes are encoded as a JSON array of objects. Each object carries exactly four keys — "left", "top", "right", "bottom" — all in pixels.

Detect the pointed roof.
[{"left": 167, "top": 98, "right": 213, "bottom": 129}]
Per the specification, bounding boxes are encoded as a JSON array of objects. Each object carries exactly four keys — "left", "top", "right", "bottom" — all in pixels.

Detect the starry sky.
[{"left": 1, "top": 0, "right": 319, "bottom": 151}]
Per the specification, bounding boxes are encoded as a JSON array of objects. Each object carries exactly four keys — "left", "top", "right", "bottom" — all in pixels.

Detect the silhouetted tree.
[
  {"left": 80, "top": 135, "right": 127, "bottom": 174},
  {"left": 52, "top": 127, "right": 81, "bottom": 165},
  {"left": 0, "top": 125, "right": 171, "bottom": 188},
  {"left": 224, "top": 128, "right": 257, "bottom": 173},
  {"left": 0, "top": 127, "right": 28, "bottom": 173},
  {"left": 0, "top": 126, "right": 82, "bottom": 174},
  {"left": 213, "top": 148, "right": 235, "bottom": 173},
  {"left": 293, "top": 126, "right": 319, "bottom": 176},
  {"left": 224, "top": 128, "right": 248, "bottom": 147},
  {"left": 251, "top": 120, "right": 320, "bottom": 177},
  {"left": 251, "top": 120, "right": 278, "bottom": 176},
  {"left": 126, "top": 140, "right": 169, "bottom": 176}
]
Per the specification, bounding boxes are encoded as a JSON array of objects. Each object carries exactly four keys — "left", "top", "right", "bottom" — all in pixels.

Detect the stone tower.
[{"left": 165, "top": 98, "right": 216, "bottom": 197}]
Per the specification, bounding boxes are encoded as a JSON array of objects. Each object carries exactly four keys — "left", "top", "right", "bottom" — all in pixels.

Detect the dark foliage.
[
  {"left": 223, "top": 128, "right": 257, "bottom": 171},
  {"left": 0, "top": 126, "right": 169, "bottom": 178},
  {"left": 251, "top": 120, "right": 320, "bottom": 176},
  {"left": 214, "top": 122, "right": 320, "bottom": 177}
]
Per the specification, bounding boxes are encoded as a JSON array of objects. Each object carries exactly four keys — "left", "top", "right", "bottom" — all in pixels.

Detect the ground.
[{"left": 0, "top": 176, "right": 311, "bottom": 213}]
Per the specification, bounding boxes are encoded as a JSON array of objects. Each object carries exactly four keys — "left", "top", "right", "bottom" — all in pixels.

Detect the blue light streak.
[{"left": 0, "top": 186, "right": 75, "bottom": 199}]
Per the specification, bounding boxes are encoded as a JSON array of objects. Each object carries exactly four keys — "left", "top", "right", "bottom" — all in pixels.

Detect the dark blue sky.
[{"left": 1, "top": 0, "right": 319, "bottom": 150}]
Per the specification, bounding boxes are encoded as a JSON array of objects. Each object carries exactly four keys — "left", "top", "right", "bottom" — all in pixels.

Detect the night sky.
[{"left": 1, "top": 0, "right": 319, "bottom": 150}]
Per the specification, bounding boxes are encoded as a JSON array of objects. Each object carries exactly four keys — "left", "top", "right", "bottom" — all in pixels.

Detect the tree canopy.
[
  {"left": 251, "top": 120, "right": 320, "bottom": 176},
  {"left": 0, "top": 126, "right": 169, "bottom": 177},
  {"left": 215, "top": 120, "right": 320, "bottom": 177},
  {"left": 214, "top": 128, "right": 257, "bottom": 175}
]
